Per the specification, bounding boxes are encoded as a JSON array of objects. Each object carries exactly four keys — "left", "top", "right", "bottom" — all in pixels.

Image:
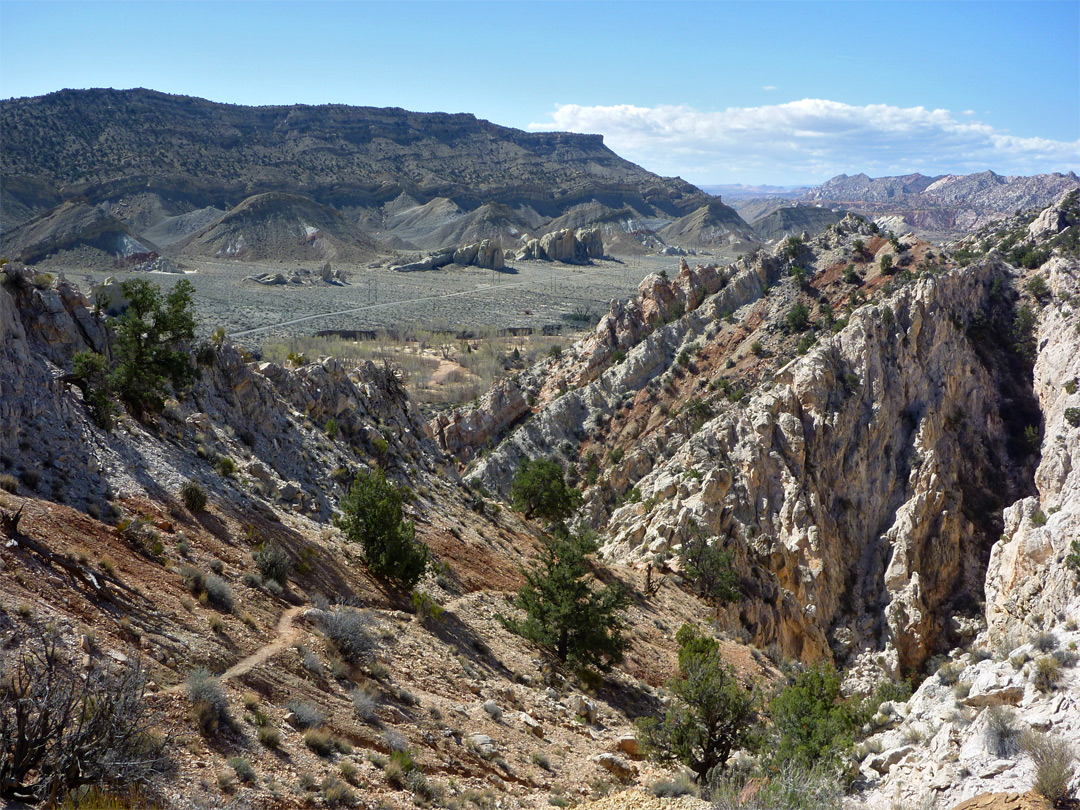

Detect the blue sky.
[{"left": 2, "top": 1, "right": 1077, "bottom": 185}]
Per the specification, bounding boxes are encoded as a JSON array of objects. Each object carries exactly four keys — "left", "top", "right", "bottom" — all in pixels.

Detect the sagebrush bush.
[
  {"left": 985, "top": 706, "right": 1022, "bottom": 757},
  {"left": 320, "top": 607, "right": 375, "bottom": 664},
  {"left": 186, "top": 668, "right": 228, "bottom": 735},
  {"left": 351, "top": 685, "right": 380, "bottom": 724},
  {"left": 322, "top": 775, "right": 356, "bottom": 807},
  {"left": 203, "top": 574, "right": 233, "bottom": 610},
  {"left": 1032, "top": 632, "right": 1059, "bottom": 653},
  {"left": 228, "top": 757, "right": 256, "bottom": 784},
  {"left": 287, "top": 699, "right": 325, "bottom": 729},
  {"left": 650, "top": 772, "right": 697, "bottom": 797}
]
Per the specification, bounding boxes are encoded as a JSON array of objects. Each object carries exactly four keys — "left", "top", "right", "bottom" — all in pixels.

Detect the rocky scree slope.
[{"left": 459, "top": 215, "right": 1044, "bottom": 676}]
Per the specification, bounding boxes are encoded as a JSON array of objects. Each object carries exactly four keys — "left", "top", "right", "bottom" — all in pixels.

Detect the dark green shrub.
[
  {"left": 785, "top": 302, "right": 811, "bottom": 333},
  {"left": 336, "top": 469, "right": 428, "bottom": 588},
  {"left": 1065, "top": 408, "right": 1080, "bottom": 427},
  {"left": 254, "top": 544, "right": 291, "bottom": 586},
  {"left": 679, "top": 526, "right": 740, "bottom": 604},
  {"left": 985, "top": 705, "right": 1022, "bottom": 756},
  {"left": 109, "top": 278, "right": 197, "bottom": 415},
  {"left": 72, "top": 350, "right": 117, "bottom": 429},
  {"left": 767, "top": 662, "right": 852, "bottom": 776},
  {"left": 180, "top": 480, "right": 206, "bottom": 512}
]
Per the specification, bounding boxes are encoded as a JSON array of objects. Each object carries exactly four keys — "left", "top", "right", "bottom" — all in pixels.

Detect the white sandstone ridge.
[
  {"left": 854, "top": 198, "right": 1080, "bottom": 809},
  {"left": 458, "top": 211, "right": 1034, "bottom": 670},
  {"left": 431, "top": 212, "right": 826, "bottom": 459},
  {"left": 0, "top": 265, "right": 445, "bottom": 522},
  {"left": 598, "top": 257, "right": 1029, "bottom": 671}
]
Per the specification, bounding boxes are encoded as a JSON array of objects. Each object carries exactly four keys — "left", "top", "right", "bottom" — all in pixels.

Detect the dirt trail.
[{"left": 161, "top": 605, "right": 305, "bottom": 694}]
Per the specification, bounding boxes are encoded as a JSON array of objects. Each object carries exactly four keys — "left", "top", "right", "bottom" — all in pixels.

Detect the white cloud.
[
  {"left": 763, "top": 85, "right": 777, "bottom": 91},
  {"left": 528, "top": 99, "right": 1080, "bottom": 185}
]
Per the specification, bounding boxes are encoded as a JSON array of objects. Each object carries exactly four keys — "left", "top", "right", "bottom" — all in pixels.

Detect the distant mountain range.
[
  {"left": 2, "top": 89, "right": 1075, "bottom": 266},
  {"left": 732, "top": 171, "right": 1080, "bottom": 234}
]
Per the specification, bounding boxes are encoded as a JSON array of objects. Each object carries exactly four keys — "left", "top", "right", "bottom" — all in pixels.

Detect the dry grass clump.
[
  {"left": 303, "top": 727, "right": 336, "bottom": 757},
  {"left": 984, "top": 705, "right": 1023, "bottom": 757},
  {"left": 1033, "top": 655, "right": 1063, "bottom": 692},
  {"left": 1021, "top": 730, "right": 1076, "bottom": 803}
]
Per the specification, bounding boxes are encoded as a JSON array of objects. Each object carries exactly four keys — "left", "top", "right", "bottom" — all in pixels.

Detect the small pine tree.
[
  {"left": 336, "top": 469, "right": 428, "bottom": 588},
  {"left": 509, "top": 457, "right": 581, "bottom": 524},
  {"left": 679, "top": 525, "right": 740, "bottom": 604},
  {"left": 109, "top": 278, "right": 197, "bottom": 415},
  {"left": 637, "top": 624, "right": 757, "bottom": 783},
  {"left": 501, "top": 527, "right": 628, "bottom": 670}
]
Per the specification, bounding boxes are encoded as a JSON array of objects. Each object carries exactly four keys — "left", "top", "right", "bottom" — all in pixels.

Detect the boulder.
[
  {"left": 465, "top": 732, "right": 498, "bottom": 759},
  {"left": 567, "top": 694, "right": 598, "bottom": 723},
  {"left": 615, "top": 734, "right": 640, "bottom": 757},
  {"left": 866, "top": 745, "right": 914, "bottom": 774},
  {"left": 592, "top": 753, "right": 635, "bottom": 780}
]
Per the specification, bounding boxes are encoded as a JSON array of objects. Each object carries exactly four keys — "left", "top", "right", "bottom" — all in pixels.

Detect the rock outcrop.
[
  {"left": 514, "top": 228, "right": 603, "bottom": 264},
  {"left": 460, "top": 214, "right": 1039, "bottom": 673},
  {"left": 392, "top": 239, "right": 505, "bottom": 272},
  {"left": 985, "top": 253, "right": 1080, "bottom": 643}
]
